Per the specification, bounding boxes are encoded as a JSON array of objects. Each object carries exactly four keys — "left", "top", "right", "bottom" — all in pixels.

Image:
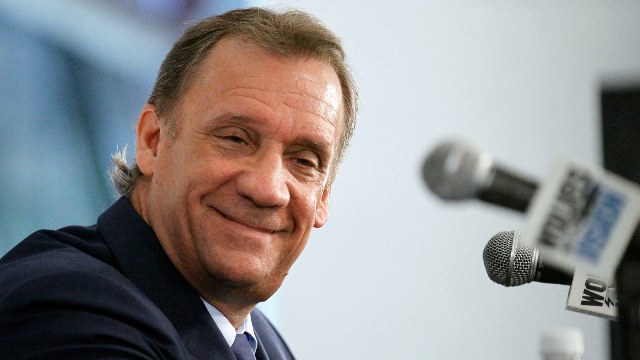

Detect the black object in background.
[{"left": 601, "top": 84, "right": 640, "bottom": 360}]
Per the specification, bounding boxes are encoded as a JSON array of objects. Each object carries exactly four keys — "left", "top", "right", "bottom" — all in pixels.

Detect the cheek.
[
  {"left": 283, "top": 192, "right": 322, "bottom": 255},
  {"left": 158, "top": 150, "right": 213, "bottom": 195},
  {"left": 292, "top": 190, "right": 320, "bottom": 228},
  {"left": 154, "top": 142, "right": 187, "bottom": 185},
  {"left": 272, "top": 236, "right": 309, "bottom": 279}
]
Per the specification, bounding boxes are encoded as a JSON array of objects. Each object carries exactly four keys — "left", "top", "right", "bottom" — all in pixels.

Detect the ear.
[
  {"left": 136, "top": 104, "right": 161, "bottom": 176},
  {"left": 314, "top": 185, "right": 331, "bottom": 228}
]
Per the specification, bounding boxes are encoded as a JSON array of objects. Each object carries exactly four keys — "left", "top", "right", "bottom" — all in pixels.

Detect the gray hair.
[
  {"left": 109, "top": 146, "right": 141, "bottom": 198},
  {"left": 110, "top": 7, "right": 358, "bottom": 198}
]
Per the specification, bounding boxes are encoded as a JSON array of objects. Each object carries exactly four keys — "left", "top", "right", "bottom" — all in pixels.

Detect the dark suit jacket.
[{"left": 0, "top": 197, "right": 295, "bottom": 359}]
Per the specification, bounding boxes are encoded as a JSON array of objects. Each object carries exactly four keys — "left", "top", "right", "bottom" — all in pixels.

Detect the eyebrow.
[
  {"left": 199, "top": 114, "right": 257, "bottom": 134},
  {"left": 209, "top": 114, "right": 256, "bottom": 125}
]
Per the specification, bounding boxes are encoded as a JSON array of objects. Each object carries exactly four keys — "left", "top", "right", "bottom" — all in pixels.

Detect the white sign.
[
  {"left": 566, "top": 266, "right": 617, "bottom": 320},
  {"left": 523, "top": 158, "right": 640, "bottom": 278}
]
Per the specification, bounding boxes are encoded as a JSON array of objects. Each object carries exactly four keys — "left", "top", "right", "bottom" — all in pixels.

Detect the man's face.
[{"left": 137, "top": 37, "right": 343, "bottom": 303}]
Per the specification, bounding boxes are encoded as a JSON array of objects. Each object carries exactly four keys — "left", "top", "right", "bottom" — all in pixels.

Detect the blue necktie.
[{"left": 231, "top": 332, "right": 256, "bottom": 360}]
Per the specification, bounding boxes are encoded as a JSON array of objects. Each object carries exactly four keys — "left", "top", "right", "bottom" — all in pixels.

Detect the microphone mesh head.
[
  {"left": 482, "top": 230, "right": 536, "bottom": 286},
  {"left": 422, "top": 140, "right": 493, "bottom": 200}
]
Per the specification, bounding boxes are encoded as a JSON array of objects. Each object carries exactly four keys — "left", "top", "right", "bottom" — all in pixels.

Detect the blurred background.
[{"left": 2, "top": 0, "right": 640, "bottom": 359}]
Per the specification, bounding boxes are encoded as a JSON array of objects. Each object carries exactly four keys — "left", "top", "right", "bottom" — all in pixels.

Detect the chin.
[{"left": 211, "top": 268, "right": 286, "bottom": 302}]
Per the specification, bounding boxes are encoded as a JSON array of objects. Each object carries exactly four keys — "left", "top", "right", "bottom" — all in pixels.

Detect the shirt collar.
[{"left": 200, "top": 298, "right": 258, "bottom": 352}]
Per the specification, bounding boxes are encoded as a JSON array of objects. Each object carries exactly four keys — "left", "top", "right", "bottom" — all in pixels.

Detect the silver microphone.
[
  {"left": 483, "top": 230, "right": 573, "bottom": 287},
  {"left": 422, "top": 140, "right": 538, "bottom": 212}
]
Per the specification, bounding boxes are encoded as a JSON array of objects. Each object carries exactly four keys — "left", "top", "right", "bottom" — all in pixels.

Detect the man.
[{"left": 0, "top": 7, "right": 357, "bottom": 359}]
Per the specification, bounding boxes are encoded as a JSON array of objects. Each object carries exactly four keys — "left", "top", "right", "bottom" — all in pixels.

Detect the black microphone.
[
  {"left": 422, "top": 140, "right": 538, "bottom": 212},
  {"left": 483, "top": 230, "right": 573, "bottom": 287}
]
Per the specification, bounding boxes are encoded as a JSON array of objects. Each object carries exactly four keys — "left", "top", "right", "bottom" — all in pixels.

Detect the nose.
[{"left": 236, "top": 151, "right": 291, "bottom": 208}]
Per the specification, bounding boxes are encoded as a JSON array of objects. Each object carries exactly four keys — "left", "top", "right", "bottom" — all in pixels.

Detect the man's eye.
[
  {"left": 296, "top": 157, "right": 319, "bottom": 168},
  {"left": 213, "top": 126, "right": 251, "bottom": 145},
  {"left": 223, "top": 135, "right": 247, "bottom": 144},
  {"left": 292, "top": 150, "right": 322, "bottom": 171}
]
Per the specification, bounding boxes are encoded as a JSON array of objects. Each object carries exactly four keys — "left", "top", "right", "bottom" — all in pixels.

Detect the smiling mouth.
[{"left": 210, "top": 206, "right": 284, "bottom": 234}]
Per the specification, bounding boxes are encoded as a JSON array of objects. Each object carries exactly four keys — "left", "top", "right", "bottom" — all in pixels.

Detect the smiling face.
[{"left": 133, "top": 37, "right": 343, "bottom": 306}]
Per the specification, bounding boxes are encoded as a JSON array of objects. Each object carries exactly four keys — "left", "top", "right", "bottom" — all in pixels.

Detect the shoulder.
[
  {"left": 0, "top": 228, "right": 189, "bottom": 359},
  {"left": 0, "top": 227, "right": 127, "bottom": 305}
]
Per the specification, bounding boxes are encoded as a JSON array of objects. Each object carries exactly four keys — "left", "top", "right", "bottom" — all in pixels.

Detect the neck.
[
  {"left": 204, "top": 297, "right": 255, "bottom": 329},
  {"left": 129, "top": 180, "right": 150, "bottom": 223},
  {"left": 193, "top": 270, "right": 263, "bottom": 329}
]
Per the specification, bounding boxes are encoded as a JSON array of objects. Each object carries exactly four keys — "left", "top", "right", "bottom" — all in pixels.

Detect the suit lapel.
[
  {"left": 97, "top": 197, "right": 236, "bottom": 360},
  {"left": 255, "top": 345, "right": 271, "bottom": 360},
  {"left": 252, "top": 309, "right": 294, "bottom": 360}
]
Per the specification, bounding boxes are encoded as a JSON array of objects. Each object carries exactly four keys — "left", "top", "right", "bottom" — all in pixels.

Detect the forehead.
[{"left": 185, "top": 37, "right": 344, "bottom": 127}]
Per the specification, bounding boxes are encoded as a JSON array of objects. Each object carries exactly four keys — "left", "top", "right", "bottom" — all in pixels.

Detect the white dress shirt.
[{"left": 201, "top": 298, "right": 258, "bottom": 352}]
